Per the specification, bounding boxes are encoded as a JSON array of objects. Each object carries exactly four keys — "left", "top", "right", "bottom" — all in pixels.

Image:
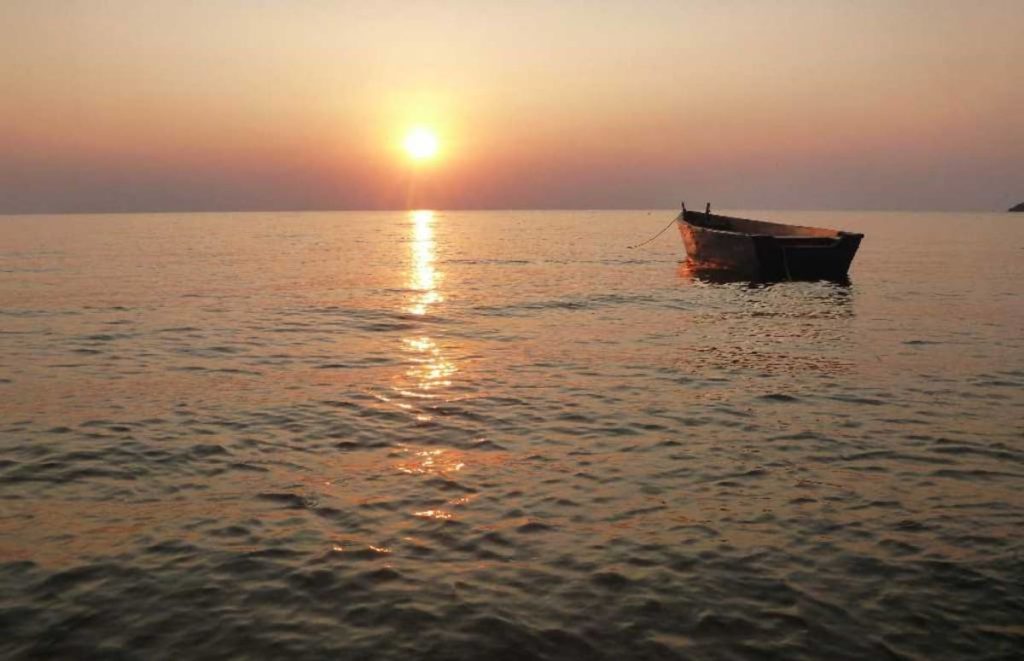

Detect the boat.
[{"left": 676, "top": 202, "right": 863, "bottom": 281}]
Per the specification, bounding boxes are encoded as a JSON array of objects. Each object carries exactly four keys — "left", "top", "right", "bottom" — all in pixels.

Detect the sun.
[{"left": 403, "top": 127, "right": 439, "bottom": 161}]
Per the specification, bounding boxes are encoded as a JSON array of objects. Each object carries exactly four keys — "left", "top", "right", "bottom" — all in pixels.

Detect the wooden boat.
[{"left": 676, "top": 203, "right": 863, "bottom": 281}]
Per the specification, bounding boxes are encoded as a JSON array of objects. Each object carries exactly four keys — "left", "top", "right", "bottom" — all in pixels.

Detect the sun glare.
[{"left": 404, "top": 128, "right": 439, "bottom": 161}]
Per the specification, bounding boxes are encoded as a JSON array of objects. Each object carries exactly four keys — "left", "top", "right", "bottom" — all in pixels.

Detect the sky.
[{"left": 2, "top": 0, "right": 1022, "bottom": 213}]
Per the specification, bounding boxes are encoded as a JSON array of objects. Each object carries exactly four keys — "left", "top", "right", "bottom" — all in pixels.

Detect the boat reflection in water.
[{"left": 677, "top": 260, "right": 851, "bottom": 288}]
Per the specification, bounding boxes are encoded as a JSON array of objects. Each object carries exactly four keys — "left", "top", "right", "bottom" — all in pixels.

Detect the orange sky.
[{"left": 2, "top": 1, "right": 1021, "bottom": 212}]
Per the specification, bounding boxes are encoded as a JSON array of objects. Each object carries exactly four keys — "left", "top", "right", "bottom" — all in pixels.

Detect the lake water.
[{"left": 1, "top": 210, "right": 1022, "bottom": 659}]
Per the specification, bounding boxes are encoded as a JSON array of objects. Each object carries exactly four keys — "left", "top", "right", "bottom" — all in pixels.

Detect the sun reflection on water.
[
  {"left": 400, "top": 210, "right": 457, "bottom": 414},
  {"left": 394, "top": 211, "right": 475, "bottom": 521},
  {"left": 408, "top": 210, "right": 444, "bottom": 316},
  {"left": 394, "top": 447, "right": 466, "bottom": 475},
  {"left": 403, "top": 336, "right": 455, "bottom": 391},
  {"left": 412, "top": 509, "right": 454, "bottom": 521}
]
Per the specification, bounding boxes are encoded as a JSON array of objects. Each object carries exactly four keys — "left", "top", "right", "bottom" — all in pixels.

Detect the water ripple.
[{"left": 1, "top": 211, "right": 1022, "bottom": 659}]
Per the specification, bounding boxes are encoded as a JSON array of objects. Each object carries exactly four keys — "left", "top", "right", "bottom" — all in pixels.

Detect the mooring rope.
[{"left": 626, "top": 215, "right": 680, "bottom": 249}]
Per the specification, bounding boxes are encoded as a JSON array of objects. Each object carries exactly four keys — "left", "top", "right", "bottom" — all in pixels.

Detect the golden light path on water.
[
  {"left": 396, "top": 210, "right": 462, "bottom": 521},
  {"left": 403, "top": 210, "right": 455, "bottom": 398},
  {"left": 407, "top": 210, "right": 443, "bottom": 317}
]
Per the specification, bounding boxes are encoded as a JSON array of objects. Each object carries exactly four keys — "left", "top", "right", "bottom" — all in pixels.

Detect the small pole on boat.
[
  {"left": 705, "top": 202, "right": 711, "bottom": 216},
  {"left": 681, "top": 201, "right": 687, "bottom": 213}
]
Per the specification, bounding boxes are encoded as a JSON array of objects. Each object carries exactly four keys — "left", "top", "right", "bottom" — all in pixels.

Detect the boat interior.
[{"left": 684, "top": 210, "right": 840, "bottom": 239}]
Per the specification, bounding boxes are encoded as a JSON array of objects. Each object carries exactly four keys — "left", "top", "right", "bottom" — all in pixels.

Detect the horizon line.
[{"left": 0, "top": 205, "right": 1011, "bottom": 217}]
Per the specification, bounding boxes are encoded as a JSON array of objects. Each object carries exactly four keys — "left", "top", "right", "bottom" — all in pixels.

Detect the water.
[{"left": 1, "top": 210, "right": 1022, "bottom": 660}]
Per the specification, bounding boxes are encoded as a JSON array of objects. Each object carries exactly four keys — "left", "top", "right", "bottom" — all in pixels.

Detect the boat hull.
[{"left": 677, "top": 210, "right": 862, "bottom": 281}]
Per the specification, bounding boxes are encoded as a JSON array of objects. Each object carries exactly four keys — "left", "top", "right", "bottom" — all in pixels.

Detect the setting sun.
[{"left": 403, "top": 128, "right": 439, "bottom": 161}]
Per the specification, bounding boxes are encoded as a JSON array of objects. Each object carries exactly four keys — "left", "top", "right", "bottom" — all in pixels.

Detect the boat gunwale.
[{"left": 677, "top": 211, "right": 863, "bottom": 240}]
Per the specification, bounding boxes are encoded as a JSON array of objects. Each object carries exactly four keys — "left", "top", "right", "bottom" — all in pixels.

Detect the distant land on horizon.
[{"left": 1009, "top": 202, "right": 1024, "bottom": 212}]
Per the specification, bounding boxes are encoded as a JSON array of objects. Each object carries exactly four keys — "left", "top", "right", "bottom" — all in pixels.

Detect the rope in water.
[{"left": 626, "top": 215, "right": 680, "bottom": 249}]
